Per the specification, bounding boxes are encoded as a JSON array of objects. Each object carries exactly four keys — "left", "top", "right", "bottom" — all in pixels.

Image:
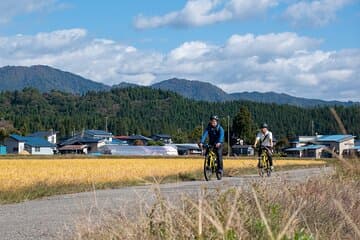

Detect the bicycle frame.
[
  {"left": 259, "top": 147, "right": 271, "bottom": 177},
  {"left": 203, "top": 144, "right": 222, "bottom": 181},
  {"left": 207, "top": 148, "right": 217, "bottom": 169},
  {"left": 261, "top": 149, "right": 268, "bottom": 168}
]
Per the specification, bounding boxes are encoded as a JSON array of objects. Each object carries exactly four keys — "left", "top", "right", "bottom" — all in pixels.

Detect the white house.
[
  {"left": 286, "top": 134, "right": 355, "bottom": 158},
  {"left": 4, "top": 134, "right": 56, "bottom": 155}
]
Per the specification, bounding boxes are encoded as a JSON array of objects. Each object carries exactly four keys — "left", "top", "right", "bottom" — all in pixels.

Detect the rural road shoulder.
[{"left": 0, "top": 167, "right": 333, "bottom": 240}]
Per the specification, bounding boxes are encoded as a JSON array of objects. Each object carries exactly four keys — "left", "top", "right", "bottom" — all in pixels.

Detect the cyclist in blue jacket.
[{"left": 199, "top": 115, "right": 225, "bottom": 174}]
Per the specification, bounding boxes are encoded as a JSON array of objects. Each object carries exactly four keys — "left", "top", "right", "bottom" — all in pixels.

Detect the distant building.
[
  {"left": 59, "top": 137, "right": 105, "bottom": 154},
  {"left": 151, "top": 134, "right": 173, "bottom": 144},
  {"left": 4, "top": 134, "right": 56, "bottom": 155},
  {"left": 285, "top": 135, "right": 355, "bottom": 158},
  {"left": 58, "top": 145, "right": 88, "bottom": 155},
  {"left": 28, "top": 130, "right": 58, "bottom": 144},
  {"left": 285, "top": 144, "right": 326, "bottom": 158},
  {"left": 231, "top": 145, "right": 255, "bottom": 156},
  {"left": 58, "top": 130, "right": 114, "bottom": 154},
  {"left": 83, "top": 130, "right": 112, "bottom": 142}
]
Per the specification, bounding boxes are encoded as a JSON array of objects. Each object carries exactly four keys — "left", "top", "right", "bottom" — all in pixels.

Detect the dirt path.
[{"left": 0, "top": 167, "right": 333, "bottom": 240}]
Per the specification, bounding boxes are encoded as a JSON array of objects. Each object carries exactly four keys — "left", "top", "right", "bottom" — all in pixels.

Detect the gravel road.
[{"left": 0, "top": 167, "right": 333, "bottom": 240}]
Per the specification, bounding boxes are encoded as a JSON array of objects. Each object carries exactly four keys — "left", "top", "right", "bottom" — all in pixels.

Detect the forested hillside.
[{"left": 0, "top": 87, "right": 359, "bottom": 140}]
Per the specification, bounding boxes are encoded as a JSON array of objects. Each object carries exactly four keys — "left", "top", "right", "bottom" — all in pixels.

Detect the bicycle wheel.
[
  {"left": 204, "top": 155, "right": 213, "bottom": 181},
  {"left": 266, "top": 159, "right": 271, "bottom": 177},
  {"left": 215, "top": 158, "right": 222, "bottom": 180},
  {"left": 258, "top": 155, "right": 266, "bottom": 177},
  {"left": 259, "top": 167, "right": 264, "bottom": 177}
]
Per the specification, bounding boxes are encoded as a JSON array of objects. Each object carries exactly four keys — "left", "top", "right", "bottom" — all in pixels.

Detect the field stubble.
[{"left": 0, "top": 157, "right": 325, "bottom": 204}]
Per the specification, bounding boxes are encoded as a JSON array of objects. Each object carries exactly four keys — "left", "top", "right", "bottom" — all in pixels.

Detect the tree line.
[{"left": 0, "top": 87, "right": 359, "bottom": 143}]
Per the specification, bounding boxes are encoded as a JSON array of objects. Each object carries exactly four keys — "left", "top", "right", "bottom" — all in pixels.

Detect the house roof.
[
  {"left": 26, "top": 138, "right": 56, "bottom": 148},
  {"left": 152, "top": 134, "right": 172, "bottom": 139},
  {"left": 60, "top": 136, "right": 105, "bottom": 146},
  {"left": 10, "top": 134, "right": 56, "bottom": 147},
  {"left": 28, "top": 131, "right": 57, "bottom": 138},
  {"left": 10, "top": 134, "right": 28, "bottom": 142},
  {"left": 285, "top": 144, "right": 326, "bottom": 151},
  {"left": 85, "top": 130, "right": 112, "bottom": 136},
  {"left": 316, "top": 135, "right": 354, "bottom": 143},
  {"left": 127, "top": 135, "right": 152, "bottom": 141},
  {"left": 114, "top": 135, "right": 130, "bottom": 140}
]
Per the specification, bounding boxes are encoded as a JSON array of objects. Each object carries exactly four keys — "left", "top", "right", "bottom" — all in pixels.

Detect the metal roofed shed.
[
  {"left": 59, "top": 136, "right": 106, "bottom": 154},
  {"left": 286, "top": 144, "right": 326, "bottom": 151},
  {"left": 285, "top": 144, "right": 326, "bottom": 159},
  {"left": 286, "top": 134, "right": 356, "bottom": 158},
  {"left": 316, "top": 135, "right": 354, "bottom": 142},
  {"left": 58, "top": 145, "right": 88, "bottom": 154}
]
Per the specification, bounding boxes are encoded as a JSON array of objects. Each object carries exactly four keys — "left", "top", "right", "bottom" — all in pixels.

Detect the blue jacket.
[{"left": 200, "top": 124, "right": 225, "bottom": 145}]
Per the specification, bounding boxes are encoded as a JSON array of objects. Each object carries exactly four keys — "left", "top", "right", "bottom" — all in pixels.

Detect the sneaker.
[{"left": 270, "top": 166, "right": 274, "bottom": 171}]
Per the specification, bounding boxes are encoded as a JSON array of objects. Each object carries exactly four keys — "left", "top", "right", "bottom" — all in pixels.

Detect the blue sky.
[{"left": 0, "top": 0, "right": 359, "bottom": 100}]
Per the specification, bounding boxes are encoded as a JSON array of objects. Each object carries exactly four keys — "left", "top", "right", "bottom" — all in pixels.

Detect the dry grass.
[
  {"left": 75, "top": 159, "right": 359, "bottom": 240},
  {"left": 0, "top": 158, "right": 325, "bottom": 203}
]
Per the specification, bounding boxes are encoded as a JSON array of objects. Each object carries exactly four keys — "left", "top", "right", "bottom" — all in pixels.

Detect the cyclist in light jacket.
[{"left": 254, "top": 123, "right": 274, "bottom": 170}]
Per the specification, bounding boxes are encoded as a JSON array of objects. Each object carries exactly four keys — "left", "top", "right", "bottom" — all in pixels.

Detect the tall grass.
[{"left": 75, "top": 162, "right": 359, "bottom": 240}]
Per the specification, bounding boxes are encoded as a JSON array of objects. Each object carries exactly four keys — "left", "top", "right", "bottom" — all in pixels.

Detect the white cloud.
[
  {"left": 134, "top": 0, "right": 278, "bottom": 29},
  {"left": 284, "top": 0, "right": 353, "bottom": 27},
  {"left": 169, "top": 41, "right": 216, "bottom": 60},
  {"left": 224, "top": 32, "right": 322, "bottom": 58},
  {"left": 0, "top": 0, "right": 64, "bottom": 24},
  {"left": 0, "top": 29, "right": 359, "bottom": 101}
]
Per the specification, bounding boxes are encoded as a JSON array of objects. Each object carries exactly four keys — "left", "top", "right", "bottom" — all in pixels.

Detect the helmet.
[
  {"left": 210, "top": 115, "right": 219, "bottom": 121},
  {"left": 260, "top": 123, "right": 268, "bottom": 129}
]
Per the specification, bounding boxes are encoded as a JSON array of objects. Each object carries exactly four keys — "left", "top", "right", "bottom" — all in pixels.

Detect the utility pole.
[
  {"left": 201, "top": 121, "right": 204, "bottom": 134},
  {"left": 311, "top": 120, "right": 314, "bottom": 136},
  {"left": 227, "top": 115, "right": 230, "bottom": 157},
  {"left": 105, "top": 117, "right": 108, "bottom": 132}
]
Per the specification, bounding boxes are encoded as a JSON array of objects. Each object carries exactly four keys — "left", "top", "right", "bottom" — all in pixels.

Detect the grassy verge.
[
  {"left": 0, "top": 159, "right": 327, "bottom": 204},
  {"left": 74, "top": 159, "right": 359, "bottom": 240}
]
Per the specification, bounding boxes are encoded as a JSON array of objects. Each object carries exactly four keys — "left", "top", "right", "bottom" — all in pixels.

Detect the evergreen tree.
[{"left": 232, "top": 106, "right": 255, "bottom": 144}]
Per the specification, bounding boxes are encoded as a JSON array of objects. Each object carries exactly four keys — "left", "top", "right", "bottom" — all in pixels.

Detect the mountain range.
[
  {"left": 0, "top": 65, "right": 109, "bottom": 94},
  {"left": 0, "top": 65, "right": 357, "bottom": 107}
]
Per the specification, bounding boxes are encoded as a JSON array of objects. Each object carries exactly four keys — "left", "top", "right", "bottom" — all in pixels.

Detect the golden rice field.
[{"left": 0, "top": 158, "right": 326, "bottom": 194}]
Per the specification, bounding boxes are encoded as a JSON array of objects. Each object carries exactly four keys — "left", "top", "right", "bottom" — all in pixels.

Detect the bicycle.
[
  {"left": 202, "top": 144, "right": 222, "bottom": 181},
  {"left": 258, "top": 147, "right": 271, "bottom": 177}
]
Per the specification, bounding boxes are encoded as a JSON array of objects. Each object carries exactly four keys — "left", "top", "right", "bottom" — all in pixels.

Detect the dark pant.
[
  {"left": 216, "top": 145, "right": 223, "bottom": 171},
  {"left": 258, "top": 146, "right": 273, "bottom": 168},
  {"left": 207, "top": 144, "right": 223, "bottom": 171}
]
